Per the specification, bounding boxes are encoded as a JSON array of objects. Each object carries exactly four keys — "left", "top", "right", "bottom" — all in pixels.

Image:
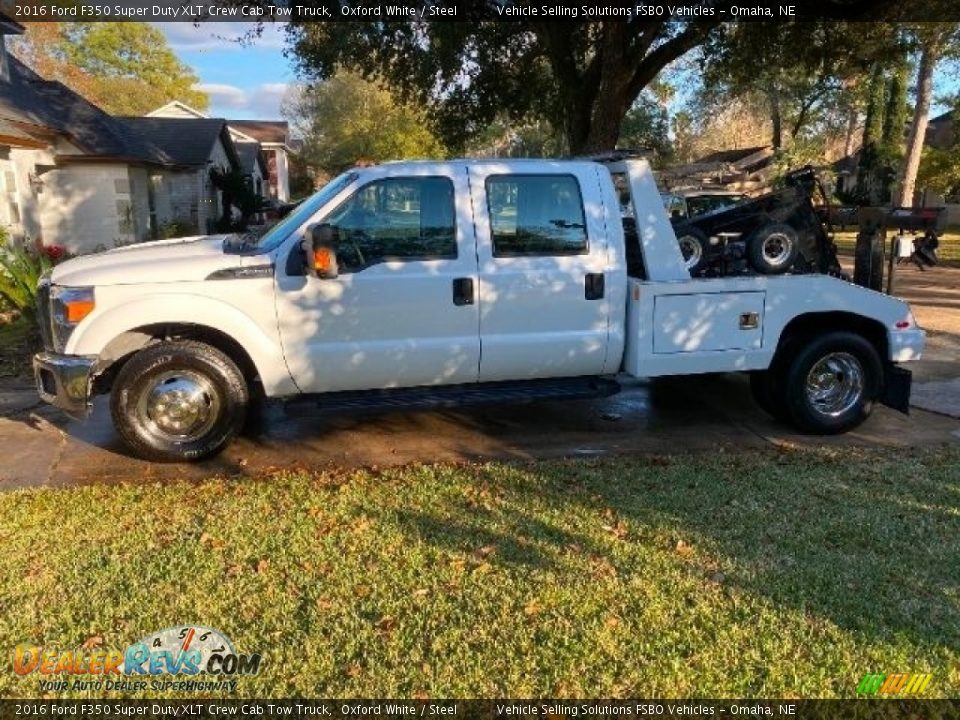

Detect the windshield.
[{"left": 250, "top": 171, "right": 357, "bottom": 253}]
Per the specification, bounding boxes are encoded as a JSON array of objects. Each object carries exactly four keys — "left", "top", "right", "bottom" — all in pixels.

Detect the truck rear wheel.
[
  {"left": 782, "top": 331, "right": 882, "bottom": 434},
  {"left": 747, "top": 223, "right": 800, "bottom": 274},
  {"left": 110, "top": 341, "right": 248, "bottom": 462},
  {"left": 675, "top": 226, "right": 709, "bottom": 275}
]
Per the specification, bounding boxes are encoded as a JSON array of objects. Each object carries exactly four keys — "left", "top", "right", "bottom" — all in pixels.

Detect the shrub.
[{"left": 0, "top": 239, "right": 52, "bottom": 324}]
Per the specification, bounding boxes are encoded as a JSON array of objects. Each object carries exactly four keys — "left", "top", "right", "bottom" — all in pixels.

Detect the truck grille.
[{"left": 36, "top": 279, "right": 54, "bottom": 351}]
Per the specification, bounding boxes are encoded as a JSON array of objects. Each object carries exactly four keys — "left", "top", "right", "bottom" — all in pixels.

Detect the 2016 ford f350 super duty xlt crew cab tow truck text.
[{"left": 32, "top": 158, "right": 923, "bottom": 462}]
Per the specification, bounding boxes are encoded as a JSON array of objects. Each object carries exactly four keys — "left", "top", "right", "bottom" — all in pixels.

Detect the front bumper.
[{"left": 32, "top": 352, "right": 98, "bottom": 419}]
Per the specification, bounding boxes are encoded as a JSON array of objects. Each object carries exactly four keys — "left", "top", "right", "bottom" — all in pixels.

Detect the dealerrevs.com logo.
[{"left": 13, "top": 625, "right": 263, "bottom": 693}]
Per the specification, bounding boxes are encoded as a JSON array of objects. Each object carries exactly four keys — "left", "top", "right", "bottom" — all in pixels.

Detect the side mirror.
[{"left": 303, "top": 223, "right": 339, "bottom": 279}]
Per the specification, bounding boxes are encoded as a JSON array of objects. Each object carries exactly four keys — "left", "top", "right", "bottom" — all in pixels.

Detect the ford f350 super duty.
[{"left": 32, "top": 158, "right": 924, "bottom": 461}]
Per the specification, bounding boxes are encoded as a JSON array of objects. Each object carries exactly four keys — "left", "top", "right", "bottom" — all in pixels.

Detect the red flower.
[{"left": 44, "top": 245, "right": 65, "bottom": 261}]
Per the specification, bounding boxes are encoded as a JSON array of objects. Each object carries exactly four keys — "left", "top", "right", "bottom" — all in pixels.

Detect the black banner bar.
[{"left": 5, "top": 0, "right": 960, "bottom": 22}]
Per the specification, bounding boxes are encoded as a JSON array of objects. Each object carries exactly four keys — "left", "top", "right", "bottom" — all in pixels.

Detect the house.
[
  {"left": 118, "top": 117, "right": 241, "bottom": 235},
  {"left": 228, "top": 120, "right": 292, "bottom": 202},
  {"left": 148, "top": 101, "right": 291, "bottom": 202},
  {"left": 0, "top": 16, "right": 249, "bottom": 253},
  {"left": 0, "top": 19, "right": 174, "bottom": 253},
  {"left": 926, "top": 110, "right": 954, "bottom": 150}
]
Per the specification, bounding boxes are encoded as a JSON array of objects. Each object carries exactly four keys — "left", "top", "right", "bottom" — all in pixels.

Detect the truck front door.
[
  {"left": 275, "top": 169, "right": 481, "bottom": 393},
  {"left": 468, "top": 165, "right": 614, "bottom": 381}
]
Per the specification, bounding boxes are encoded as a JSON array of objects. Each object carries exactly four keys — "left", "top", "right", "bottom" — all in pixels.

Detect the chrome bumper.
[{"left": 32, "top": 352, "right": 97, "bottom": 419}]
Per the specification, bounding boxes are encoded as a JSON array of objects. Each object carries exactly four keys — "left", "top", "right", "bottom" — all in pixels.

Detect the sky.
[
  {"left": 155, "top": 22, "right": 960, "bottom": 127},
  {"left": 154, "top": 22, "right": 297, "bottom": 120}
]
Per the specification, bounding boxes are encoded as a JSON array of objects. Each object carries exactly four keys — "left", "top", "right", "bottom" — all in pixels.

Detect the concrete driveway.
[{"left": 2, "top": 353, "right": 958, "bottom": 489}]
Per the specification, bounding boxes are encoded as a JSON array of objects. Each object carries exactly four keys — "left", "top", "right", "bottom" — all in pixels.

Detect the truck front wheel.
[
  {"left": 110, "top": 341, "right": 248, "bottom": 462},
  {"left": 782, "top": 331, "right": 882, "bottom": 434}
]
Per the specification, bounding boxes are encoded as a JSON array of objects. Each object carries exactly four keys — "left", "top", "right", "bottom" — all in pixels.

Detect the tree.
[
  {"left": 917, "top": 146, "right": 960, "bottom": 198},
  {"left": 286, "top": 19, "right": 724, "bottom": 154},
  {"left": 897, "top": 24, "right": 960, "bottom": 207},
  {"left": 284, "top": 72, "right": 446, "bottom": 177},
  {"left": 12, "top": 22, "right": 207, "bottom": 115},
  {"left": 699, "top": 22, "right": 903, "bottom": 151},
  {"left": 617, "top": 92, "right": 673, "bottom": 165}
]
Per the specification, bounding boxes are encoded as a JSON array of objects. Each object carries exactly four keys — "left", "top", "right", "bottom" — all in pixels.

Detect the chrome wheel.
[
  {"left": 762, "top": 232, "right": 794, "bottom": 267},
  {"left": 804, "top": 352, "right": 864, "bottom": 418},
  {"left": 138, "top": 370, "right": 221, "bottom": 441},
  {"left": 678, "top": 235, "right": 703, "bottom": 270}
]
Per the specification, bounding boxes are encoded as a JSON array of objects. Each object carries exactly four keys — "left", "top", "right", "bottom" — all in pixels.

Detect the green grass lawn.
[{"left": 1, "top": 447, "right": 958, "bottom": 699}]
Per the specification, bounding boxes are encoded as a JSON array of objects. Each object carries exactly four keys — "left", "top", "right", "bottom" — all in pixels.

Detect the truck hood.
[{"left": 50, "top": 235, "right": 262, "bottom": 287}]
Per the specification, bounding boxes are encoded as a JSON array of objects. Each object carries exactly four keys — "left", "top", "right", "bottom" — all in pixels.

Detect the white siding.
[
  {"left": 8, "top": 146, "right": 54, "bottom": 243},
  {"left": 38, "top": 163, "right": 136, "bottom": 254}
]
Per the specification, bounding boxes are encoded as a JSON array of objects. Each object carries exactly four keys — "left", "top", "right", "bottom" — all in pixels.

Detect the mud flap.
[{"left": 881, "top": 365, "right": 912, "bottom": 414}]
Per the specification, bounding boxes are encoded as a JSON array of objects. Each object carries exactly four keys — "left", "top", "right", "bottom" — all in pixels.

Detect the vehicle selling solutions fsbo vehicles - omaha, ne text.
[{"left": 33, "top": 158, "right": 924, "bottom": 461}]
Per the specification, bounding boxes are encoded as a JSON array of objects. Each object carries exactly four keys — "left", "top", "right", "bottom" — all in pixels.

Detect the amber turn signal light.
[
  {"left": 64, "top": 298, "right": 96, "bottom": 323},
  {"left": 313, "top": 248, "right": 335, "bottom": 274}
]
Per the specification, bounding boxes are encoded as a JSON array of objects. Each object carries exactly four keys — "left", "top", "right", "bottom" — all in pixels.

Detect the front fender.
[{"left": 66, "top": 284, "right": 298, "bottom": 397}]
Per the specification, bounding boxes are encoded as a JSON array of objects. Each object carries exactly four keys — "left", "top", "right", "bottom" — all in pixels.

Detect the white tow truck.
[{"left": 33, "top": 158, "right": 924, "bottom": 461}]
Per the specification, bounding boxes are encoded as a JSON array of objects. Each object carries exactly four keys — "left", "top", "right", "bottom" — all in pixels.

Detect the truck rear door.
[{"left": 468, "top": 163, "right": 617, "bottom": 381}]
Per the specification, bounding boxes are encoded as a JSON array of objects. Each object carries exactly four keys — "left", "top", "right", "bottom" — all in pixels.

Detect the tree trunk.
[
  {"left": 844, "top": 106, "right": 858, "bottom": 157},
  {"left": 897, "top": 43, "right": 938, "bottom": 207},
  {"left": 769, "top": 87, "right": 783, "bottom": 150}
]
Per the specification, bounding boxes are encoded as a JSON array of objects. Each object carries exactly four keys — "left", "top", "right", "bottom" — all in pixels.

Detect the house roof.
[
  {"left": 0, "top": 12, "right": 25, "bottom": 35},
  {"left": 0, "top": 56, "right": 172, "bottom": 164},
  {"left": 228, "top": 120, "right": 289, "bottom": 145},
  {"left": 118, "top": 117, "right": 240, "bottom": 169},
  {"left": 929, "top": 110, "right": 953, "bottom": 125},
  {"left": 234, "top": 140, "right": 266, "bottom": 176},
  {"left": 146, "top": 100, "right": 207, "bottom": 119}
]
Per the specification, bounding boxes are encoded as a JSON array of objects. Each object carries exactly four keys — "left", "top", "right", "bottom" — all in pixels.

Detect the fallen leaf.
[
  {"left": 472, "top": 544, "right": 496, "bottom": 560},
  {"left": 524, "top": 600, "right": 543, "bottom": 616},
  {"left": 376, "top": 616, "right": 397, "bottom": 633},
  {"left": 255, "top": 559, "right": 270, "bottom": 574}
]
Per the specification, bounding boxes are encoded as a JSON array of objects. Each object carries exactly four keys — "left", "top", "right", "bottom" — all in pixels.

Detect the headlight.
[{"left": 50, "top": 286, "right": 95, "bottom": 352}]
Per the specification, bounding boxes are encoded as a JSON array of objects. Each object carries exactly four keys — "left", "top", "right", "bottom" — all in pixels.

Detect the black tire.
[
  {"left": 110, "top": 341, "right": 248, "bottom": 462},
  {"left": 747, "top": 223, "right": 800, "bottom": 274},
  {"left": 782, "top": 331, "right": 882, "bottom": 434},
  {"left": 675, "top": 226, "right": 709, "bottom": 275}
]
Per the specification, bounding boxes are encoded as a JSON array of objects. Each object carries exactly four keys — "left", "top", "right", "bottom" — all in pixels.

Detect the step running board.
[{"left": 285, "top": 376, "right": 621, "bottom": 416}]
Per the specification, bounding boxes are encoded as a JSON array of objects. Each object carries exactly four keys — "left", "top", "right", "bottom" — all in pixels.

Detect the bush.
[
  {"left": 158, "top": 220, "right": 198, "bottom": 239},
  {"left": 0, "top": 240, "right": 52, "bottom": 324}
]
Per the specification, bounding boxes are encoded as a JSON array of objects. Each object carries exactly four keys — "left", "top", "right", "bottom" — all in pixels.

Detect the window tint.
[
  {"left": 486, "top": 175, "right": 588, "bottom": 257},
  {"left": 324, "top": 176, "right": 456, "bottom": 273}
]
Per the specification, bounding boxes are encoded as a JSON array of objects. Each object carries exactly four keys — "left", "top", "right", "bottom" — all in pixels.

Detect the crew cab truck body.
[{"left": 33, "top": 158, "right": 924, "bottom": 461}]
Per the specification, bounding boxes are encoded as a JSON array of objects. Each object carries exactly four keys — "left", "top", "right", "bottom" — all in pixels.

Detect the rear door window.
[{"left": 486, "top": 175, "right": 588, "bottom": 257}]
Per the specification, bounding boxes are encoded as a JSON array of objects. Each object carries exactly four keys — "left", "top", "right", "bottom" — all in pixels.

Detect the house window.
[
  {"left": 1, "top": 167, "right": 20, "bottom": 225},
  {"left": 115, "top": 175, "right": 133, "bottom": 235},
  {"left": 116, "top": 199, "right": 133, "bottom": 234}
]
